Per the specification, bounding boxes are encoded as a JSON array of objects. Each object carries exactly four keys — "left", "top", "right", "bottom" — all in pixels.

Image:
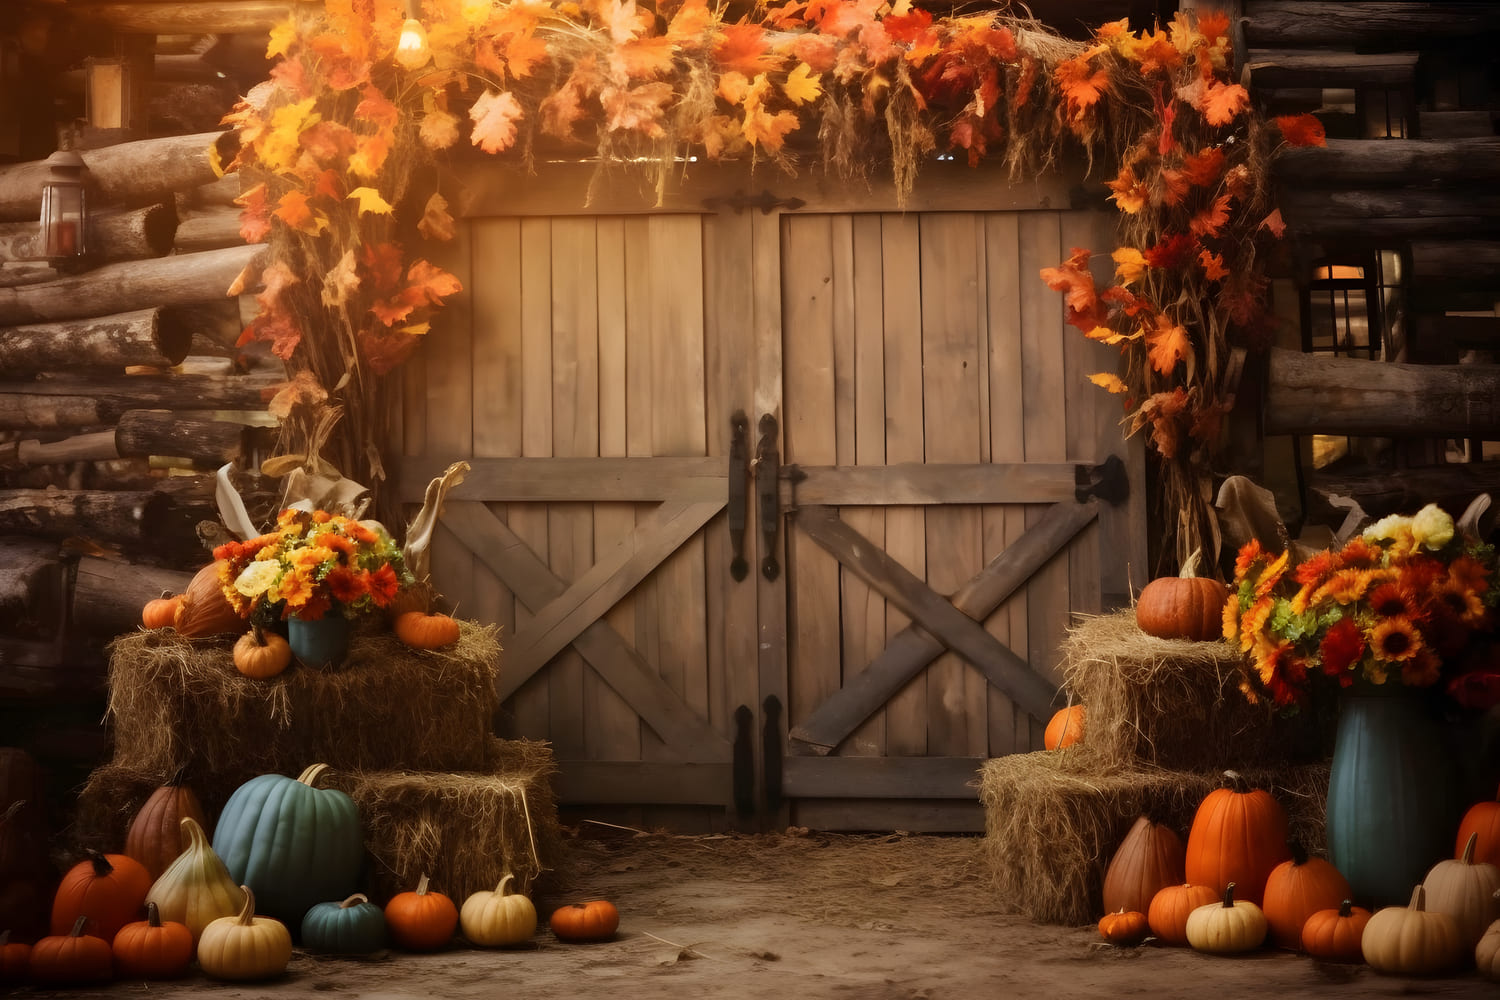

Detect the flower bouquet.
[
  {"left": 1223, "top": 503, "right": 1500, "bottom": 711},
  {"left": 214, "top": 508, "right": 413, "bottom": 622}
]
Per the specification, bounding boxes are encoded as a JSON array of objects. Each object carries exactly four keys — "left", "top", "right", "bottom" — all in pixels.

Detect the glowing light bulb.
[{"left": 396, "top": 17, "right": 430, "bottom": 70}]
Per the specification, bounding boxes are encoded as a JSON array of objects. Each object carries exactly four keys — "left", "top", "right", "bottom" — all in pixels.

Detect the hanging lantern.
[
  {"left": 38, "top": 149, "right": 87, "bottom": 261},
  {"left": 396, "top": 0, "right": 430, "bottom": 70}
]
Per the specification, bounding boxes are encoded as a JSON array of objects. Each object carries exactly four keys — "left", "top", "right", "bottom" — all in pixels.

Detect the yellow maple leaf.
[
  {"left": 398, "top": 321, "right": 432, "bottom": 337},
  {"left": 347, "top": 186, "right": 395, "bottom": 215},
  {"left": 782, "top": 62, "right": 822, "bottom": 106},
  {"left": 266, "top": 19, "right": 298, "bottom": 59},
  {"left": 259, "top": 97, "right": 321, "bottom": 174},
  {"left": 1146, "top": 314, "right": 1191, "bottom": 375},
  {"left": 347, "top": 132, "right": 391, "bottom": 179},
  {"left": 1089, "top": 372, "right": 1129, "bottom": 394},
  {"left": 1085, "top": 325, "right": 1127, "bottom": 345},
  {"left": 1111, "top": 247, "right": 1148, "bottom": 285}
]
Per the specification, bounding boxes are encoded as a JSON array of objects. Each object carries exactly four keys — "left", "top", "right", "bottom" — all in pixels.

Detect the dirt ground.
[{"left": 17, "top": 827, "right": 1499, "bottom": 999}]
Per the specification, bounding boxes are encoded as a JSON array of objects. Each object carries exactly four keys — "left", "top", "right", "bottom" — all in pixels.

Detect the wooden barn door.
[
  {"left": 401, "top": 166, "right": 1143, "bottom": 831},
  {"left": 770, "top": 209, "right": 1143, "bottom": 832}
]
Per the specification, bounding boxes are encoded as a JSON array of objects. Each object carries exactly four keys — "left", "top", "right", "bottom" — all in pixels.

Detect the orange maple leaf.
[
  {"left": 1275, "top": 113, "right": 1326, "bottom": 148},
  {"left": 743, "top": 103, "right": 799, "bottom": 152},
  {"left": 361, "top": 327, "right": 422, "bottom": 375},
  {"left": 1056, "top": 52, "right": 1110, "bottom": 123},
  {"left": 667, "top": 0, "right": 713, "bottom": 44},
  {"left": 1199, "top": 248, "right": 1228, "bottom": 281},
  {"left": 469, "top": 89, "right": 524, "bottom": 153},
  {"left": 1190, "top": 193, "right": 1232, "bottom": 237},
  {"left": 348, "top": 132, "right": 391, "bottom": 179},
  {"left": 241, "top": 310, "right": 305, "bottom": 362},
  {"left": 540, "top": 78, "right": 588, "bottom": 138},
  {"left": 1195, "top": 9, "right": 1231, "bottom": 48},
  {"left": 313, "top": 167, "right": 344, "bottom": 202},
  {"left": 1145, "top": 313, "right": 1191, "bottom": 375},
  {"left": 1259, "top": 208, "right": 1287, "bottom": 238},
  {"left": 419, "top": 192, "right": 455, "bottom": 242},
  {"left": 617, "top": 36, "right": 676, "bottom": 78},
  {"left": 404, "top": 259, "right": 463, "bottom": 306},
  {"left": 1134, "top": 388, "right": 1190, "bottom": 459},
  {"left": 361, "top": 242, "right": 406, "bottom": 292},
  {"left": 1106, "top": 164, "right": 1147, "bottom": 214},
  {"left": 274, "top": 189, "right": 326, "bottom": 234},
  {"left": 791, "top": 33, "right": 839, "bottom": 72},
  {"left": 602, "top": 82, "right": 674, "bottom": 137},
  {"left": 1039, "top": 248, "right": 1107, "bottom": 334},
  {"left": 715, "top": 23, "right": 784, "bottom": 76},
  {"left": 1198, "top": 79, "right": 1249, "bottom": 127},
  {"left": 1180, "top": 146, "right": 1226, "bottom": 187},
  {"left": 234, "top": 182, "right": 272, "bottom": 243},
  {"left": 356, "top": 84, "right": 400, "bottom": 131},
  {"left": 1158, "top": 167, "right": 1190, "bottom": 207}
]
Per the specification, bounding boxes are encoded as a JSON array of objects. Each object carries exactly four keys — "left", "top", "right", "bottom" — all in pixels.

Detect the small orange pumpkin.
[
  {"left": 28, "top": 915, "right": 113, "bottom": 986},
  {"left": 1262, "top": 841, "right": 1352, "bottom": 950},
  {"left": 1300, "top": 899, "right": 1371, "bottom": 963},
  {"left": 0, "top": 931, "right": 31, "bottom": 984},
  {"left": 111, "top": 901, "right": 193, "bottom": 979},
  {"left": 1044, "top": 705, "right": 1084, "bottom": 751},
  {"left": 233, "top": 624, "right": 292, "bottom": 680},
  {"left": 384, "top": 874, "right": 458, "bottom": 952},
  {"left": 141, "top": 592, "right": 182, "bottom": 630},
  {"left": 1135, "top": 548, "right": 1229, "bottom": 641},
  {"left": 1147, "top": 883, "right": 1217, "bottom": 947},
  {"left": 1456, "top": 783, "right": 1500, "bottom": 869},
  {"left": 1098, "top": 908, "right": 1149, "bottom": 946},
  {"left": 549, "top": 900, "right": 619, "bottom": 942},
  {"left": 395, "top": 610, "right": 461, "bottom": 650}
]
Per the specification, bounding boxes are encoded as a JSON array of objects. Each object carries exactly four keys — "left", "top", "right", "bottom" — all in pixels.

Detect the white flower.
[
  {"left": 234, "top": 559, "right": 281, "bottom": 597},
  {"left": 1411, "top": 503, "right": 1454, "bottom": 550},
  {"left": 1362, "top": 513, "right": 1411, "bottom": 543}
]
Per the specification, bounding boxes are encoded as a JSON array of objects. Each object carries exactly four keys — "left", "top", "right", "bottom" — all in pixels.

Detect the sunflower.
[
  {"left": 1369, "top": 615, "right": 1423, "bottom": 663},
  {"left": 1366, "top": 581, "right": 1420, "bottom": 619}
]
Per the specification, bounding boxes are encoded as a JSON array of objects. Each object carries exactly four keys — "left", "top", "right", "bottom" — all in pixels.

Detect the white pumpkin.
[
  {"left": 1423, "top": 831, "right": 1500, "bottom": 950},
  {"left": 460, "top": 873, "right": 536, "bottom": 947}
]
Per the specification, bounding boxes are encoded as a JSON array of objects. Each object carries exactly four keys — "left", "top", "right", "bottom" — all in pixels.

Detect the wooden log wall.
[
  {"left": 1232, "top": 0, "right": 1500, "bottom": 526},
  {"left": 0, "top": 38, "right": 277, "bottom": 697}
]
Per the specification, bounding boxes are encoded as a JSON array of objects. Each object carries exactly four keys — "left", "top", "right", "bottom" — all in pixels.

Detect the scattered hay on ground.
[
  {"left": 1060, "top": 610, "right": 1321, "bottom": 770},
  {"left": 103, "top": 621, "right": 500, "bottom": 791},
  {"left": 977, "top": 750, "right": 1329, "bottom": 926}
]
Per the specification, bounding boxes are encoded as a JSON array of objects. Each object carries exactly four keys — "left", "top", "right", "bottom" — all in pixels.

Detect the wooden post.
[
  {"left": 0, "top": 308, "right": 191, "bottom": 372},
  {"left": 0, "top": 370, "right": 280, "bottom": 430},
  {"left": 71, "top": 554, "right": 195, "bottom": 635},
  {"left": 173, "top": 205, "right": 244, "bottom": 252},
  {"left": 115, "top": 409, "right": 250, "bottom": 466}
]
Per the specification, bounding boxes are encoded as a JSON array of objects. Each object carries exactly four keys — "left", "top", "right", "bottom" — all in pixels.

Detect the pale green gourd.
[{"left": 146, "top": 816, "right": 246, "bottom": 945}]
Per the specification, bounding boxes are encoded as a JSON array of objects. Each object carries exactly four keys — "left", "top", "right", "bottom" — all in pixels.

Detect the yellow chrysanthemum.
[
  {"left": 1221, "top": 594, "right": 1240, "bottom": 641},
  {"left": 234, "top": 560, "right": 281, "bottom": 597},
  {"left": 1411, "top": 503, "right": 1454, "bottom": 550},
  {"left": 1309, "top": 568, "right": 1376, "bottom": 608},
  {"left": 1238, "top": 596, "right": 1274, "bottom": 653}
]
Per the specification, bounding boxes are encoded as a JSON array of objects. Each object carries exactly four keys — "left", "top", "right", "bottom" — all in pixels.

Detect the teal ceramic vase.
[{"left": 286, "top": 613, "right": 351, "bottom": 669}]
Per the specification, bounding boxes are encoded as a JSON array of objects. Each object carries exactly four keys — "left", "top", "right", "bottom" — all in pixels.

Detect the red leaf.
[
  {"left": 1275, "top": 113, "right": 1327, "bottom": 148},
  {"left": 1180, "top": 146, "right": 1226, "bottom": 187},
  {"left": 361, "top": 241, "right": 406, "bottom": 292},
  {"left": 234, "top": 182, "right": 272, "bottom": 243},
  {"left": 1190, "top": 193, "right": 1232, "bottom": 237},
  {"left": 1259, "top": 208, "right": 1287, "bottom": 238},
  {"left": 356, "top": 84, "right": 400, "bottom": 130},
  {"left": 1143, "top": 233, "right": 1194, "bottom": 269},
  {"left": 882, "top": 9, "right": 933, "bottom": 43}
]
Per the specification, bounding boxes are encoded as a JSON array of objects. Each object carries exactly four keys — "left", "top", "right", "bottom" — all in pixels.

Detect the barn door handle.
[
  {"left": 1074, "top": 454, "right": 1128, "bottom": 505},
  {"left": 754, "top": 413, "right": 781, "bottom": 581},
  {"left": 728, "top": 410, "right": 750, "bottom": 582}
]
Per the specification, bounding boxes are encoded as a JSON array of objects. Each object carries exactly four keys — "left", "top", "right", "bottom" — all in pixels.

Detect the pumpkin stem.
[
  {"left": 1337, "top": 899, "right": 1353, "bottom": 918},
  {"left": 1460, "top": 830, "right": 1478, "bottom": 864},
  {"left": 146, "top": 901, "right": 162, "bottom": 927},
  {"left": 69, "top": 915, "right": 90, "bottom": 938},
  {"left": 1408, "top": 884, "right": 1426, "bottom": 911},
  {"left": 0, "top": 930, "right": 10, "bottom": 946},
  {"left": 1180, "top": 547, "right": 1203, "bottom": 578},
  {"left": 252, "top": 620, "right": 266, "bottom": 646},
  {"left": 1221, "top": 882, "right": 1237, "bottom": 908},
  {"left": 297, "top": 763, "right": 331, "bottom": 787},
  {"left": 180, "top": 815, "right": 207, "bottom": 847},
  {"left": 1288, "top": 840, "right": 1308, "bottom": 866},
  {"left": 416, "top": 873, "right": 431, "bottom": 896},
  {"left": 1221, "top": 770, "right": 1248, "bottom": 794},
  {"left": 340, "top": 894, "right": 369, "bottom": 908},
  {"left": 237, "top": 885, "right": 256, "bottom": 925},
  {"left": 497, "top": 873, "right": 515, "bottom": 896},
  {"left": 86, "top": 849, "right": 114, "bottom": 878}
]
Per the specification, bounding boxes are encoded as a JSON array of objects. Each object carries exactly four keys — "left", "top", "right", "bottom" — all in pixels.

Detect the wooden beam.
[
  {"left": 0, "top": 537, "right": 63, "bottom": 635},
  {"left": 789, "top": 498, "right": 1099, "bottom": 755},
  {"left": 0, "top": 244, "right": 260, "bottom": 326},
  {"left": 1307, "top": 462, "right": 1500, "bottom": 522},
  {"left": 0, "top": 203, "right": 177, "bottom": 263},
  {"left": 1274, "top": 140, "right": 1500, "bottom": 187},
  {"left": 781, "top": 461, "right": 1084, "bottom": 506},
  {"left": 396, "top": 456, "right": 725, "bottom": 503},
  {"left": 552, "top": 761, "right": 732, "bottom": 805},
  {"left": 174, "top": 206, "right": 244, "bottom": 253},
  {"left": 1410, "top": 241, "right": 1500, "bottom": 285},
  {"left": 794, "top": 504, "right": 1061, "bottom": 725},
  {"left": 1264, "top": 347, "right": 1500, "bottom": 437},
  {"left": 500, "top": 500, "right": 724, "bottom": 701},
  {"left": 781, "top": 756, "right": 984, "bottom": 799},
  {"left": 1275, "top": 187, "right": 1500, "bottom": 239},
  {"left": 1245, "top": 49, "right": 1419, "bottom": 89},
  {"left": 0, "top": 132, "right": 239, "bottom": 222},
  {"left": 1242, "top": 1, "right": 1500, "bottom": 47},
  {"left": 438, "top": 500, "right": 730, "bottom": 761},
  {"left": 115, "top": 409, "right": 250, "bottom": 466},
  {"left": 0, "top": 488, "right": 174, "bottom": 547},
  {"left": 0, "top": 308, "right": 190, "bottom": 373},
  {"left": 1420, "top": 111, "right": 1500, "bottom": 141},
  {"left": 59, "top": 2, "right": 316, "bottom": 34},
  {"left": 0, "top": 431, "right": 119, "bottom": 469},
  {"left": 0, "top": 371, "right": 277, "bottom": 429},
  {"left": 70, "top": 555, "right": 194, "bottom": 635}
]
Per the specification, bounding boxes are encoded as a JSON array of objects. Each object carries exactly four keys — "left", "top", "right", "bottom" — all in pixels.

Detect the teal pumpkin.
[
  {"left": 211, "top": 764, "right": 363, "bottom": 928},
  {"left": 301, "top": 893, "right": 387, "bottom": 954}
]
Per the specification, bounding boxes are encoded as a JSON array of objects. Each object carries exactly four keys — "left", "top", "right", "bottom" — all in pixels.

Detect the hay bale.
[
  {"left": 69, "top": 738, "right": 562, "bottom": 904},
  {"left": 1061, "top": 610, "right": 1319, "bottom": 769},
  {"left": 977, "top": 751, "right": 1329, "bottom": 926},
  {"left": 327, "top": 737, "right": 563, "bottom": 905},
  {"left": 103, "top": 620, "right": 500, "bottom": 791}
]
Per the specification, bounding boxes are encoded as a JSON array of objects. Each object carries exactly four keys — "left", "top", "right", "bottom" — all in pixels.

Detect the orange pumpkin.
[
  {"left": 50, "top": 851, "right": 152, "bottom": 944},
  {"left": 1147, "top": 883, "right": 1217, "bottom": 947},
  {"left": 1262, "top": 842, "right": 1352, "bottom": 950},
  {"left": 1103, "top": 814, "right": 1186, "bottom": 917},
  {"left": 28, "top": 915, "right": 113, "bottom": 986},
  {"left": 1135, "top": 549, "right": 1229, "bottom": 641},
  {"left": 233, "top": 624, "right": 292, "bottom": 680},
  {"left": 384, "top": 874, "right": 458, "bottom": 952},
  {"left": 1300, "top": 899, "right": 1371, "bottom": 963},
  {"left": 140, "top": 593, "right": 182, "bottom": 630},
  {"left": 173, "top": 561, "right": 244, "bottom": 638},
  {"left": 111, "top": 902, "right": 193, "bottom": 980},
  {"left": 549, "top": 900, "right": 619, "bottom": 942},
  {"left": 1098, "top": 908, "right": 1149, "bottom": 946},
  {"left": 1456, "top": 783, "right": 1500, "bottom": 868},
  {"left": 1044, "top": 705, "right": 1084, "bottom": 751},
  {"left": 1184, "top": 770, "right": 1290, "bottom": 907},
  {"left": 124, "top": 778, "right": 207, "bottom": 881},
  {"left": 395, "top": 610, "right": 461, "bottom": 650},
  {"left": 0, "top": 931, "right": 31, "bottom": 983}
]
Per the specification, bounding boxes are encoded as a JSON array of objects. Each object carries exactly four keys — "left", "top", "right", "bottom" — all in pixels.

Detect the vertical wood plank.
[
  {"left": 981, "top": 212, "right": 1027, "bottom": 755},
  {"left": 507, "top": 217, "right": 553, "bottom": 742},
  {"left": 845, "top": 214, "right": 887, "bottom": 758},
  {"left": 1061, "top": 210, "right": 1106, "bottom": 628},
  {"left": 918, "top": 213, "right": 986, "bottom": 758},
  {"left": 469, "top": 218, "right": 522, "bottom": 709},
  {"left": 879, "top": 213, "right": 927, "bottom": 757},
  {"left": 547, "top": 217, "right": 598, "bottom": 761},
  {"left": 1019, "top": 211, "right": 1069, "bottom": 749},
  {"left": 590, "top": 217, "right": 643, "bottom": 773},
  {"left": 424, "top": 218, "right": 475, "bottom": 629},
  {"left": 782, "top": 215, "right": 842, "bottom": 747}
]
